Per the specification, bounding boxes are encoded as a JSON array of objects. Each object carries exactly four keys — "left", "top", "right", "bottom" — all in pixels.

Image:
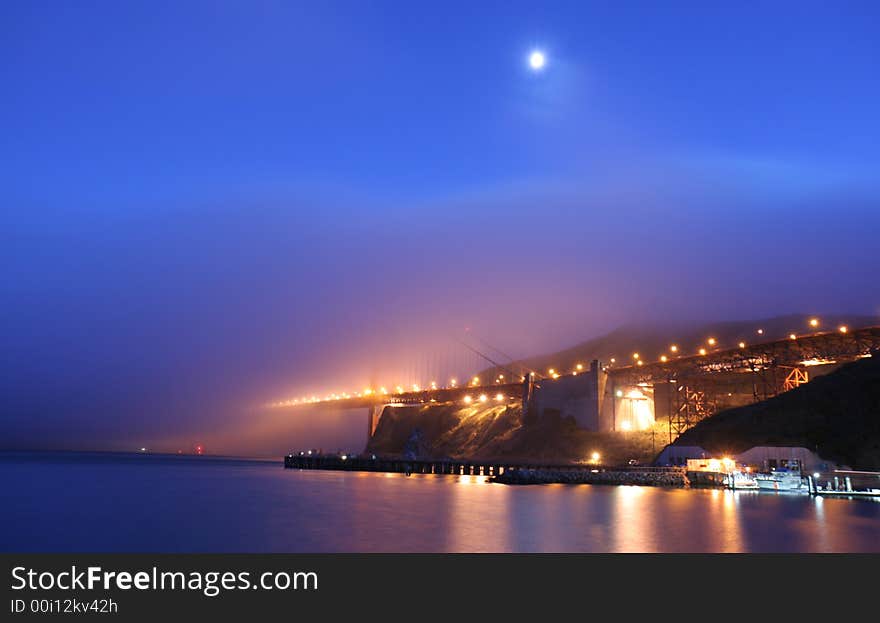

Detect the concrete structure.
[
  {"left": 526, "top": 360, "right": 606, "bottom": 429},
  {"left": 367, "top": 404, "right": 384, "bottom": 437}
]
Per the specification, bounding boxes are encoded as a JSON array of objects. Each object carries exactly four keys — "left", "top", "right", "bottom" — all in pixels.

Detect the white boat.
[
  {"left": 726, "top": 470, "right": 759, "bottom": 489},
  {"left": 755, "top": 468, "right": 808, "bottom": 493}
]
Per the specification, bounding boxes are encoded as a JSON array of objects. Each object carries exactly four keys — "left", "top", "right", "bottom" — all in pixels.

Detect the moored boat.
[
  {"left": 755, "top": 467, "right": 808, "bottom": 493},
  {"left": 726, "top": 470, "right": 759, "bottom": 489}
]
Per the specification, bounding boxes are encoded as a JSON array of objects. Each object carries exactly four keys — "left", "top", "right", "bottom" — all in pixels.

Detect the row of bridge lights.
[
  {"left": 614, "top": 317, "right": 849, "bottom": 370},
  {"left": 271, "top": 374, "right": 514, "bottom": 407},
  {"left": 272, "top": 318, "right": 852, "bottom": 407},
  {"left": 534, "top": 317, "right": 850, "bottom": 378},
  {"left": 463, "top": 393, "right": 514, "bottom": 405}
]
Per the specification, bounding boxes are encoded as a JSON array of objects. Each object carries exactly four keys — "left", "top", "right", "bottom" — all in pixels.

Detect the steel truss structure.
[{"left": 608, "top": 326, "right": 880, "bottom": 439}]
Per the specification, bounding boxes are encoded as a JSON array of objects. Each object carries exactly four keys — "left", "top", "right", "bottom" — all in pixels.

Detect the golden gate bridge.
[{"left": 270, "top": 318, "right": 880, "bottom": 441}]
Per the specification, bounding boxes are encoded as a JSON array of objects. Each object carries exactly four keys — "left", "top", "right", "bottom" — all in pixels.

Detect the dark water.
[{"left": 2, "top": 452, "right": 879, "bottom": 552}]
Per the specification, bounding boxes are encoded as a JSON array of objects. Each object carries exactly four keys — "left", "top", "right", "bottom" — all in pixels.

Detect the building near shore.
[{"left": 655, "top": 444, "right": 842, "bottom": 473}]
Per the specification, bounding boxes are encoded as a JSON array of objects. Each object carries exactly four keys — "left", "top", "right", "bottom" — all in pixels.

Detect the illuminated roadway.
[{"left": 270, "top": 322, "right": 880, "bottom": 413}]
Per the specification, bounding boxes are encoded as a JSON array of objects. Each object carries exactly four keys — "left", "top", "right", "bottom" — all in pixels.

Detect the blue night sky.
[{"left": 2, "top": 1, "right": 879, "bottom": 454}]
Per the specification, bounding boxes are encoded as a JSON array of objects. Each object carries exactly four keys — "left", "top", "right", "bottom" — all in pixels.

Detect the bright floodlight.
[{"left": 529, "top": 50, "right": 546, "bottom": 70}]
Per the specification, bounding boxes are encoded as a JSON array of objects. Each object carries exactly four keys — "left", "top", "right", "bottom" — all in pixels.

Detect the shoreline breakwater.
[{"left": 492, "top": 466, "right": 689, "bottom": 487}]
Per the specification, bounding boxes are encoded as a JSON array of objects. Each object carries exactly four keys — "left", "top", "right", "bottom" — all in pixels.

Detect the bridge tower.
[{"left": 521, "top": 373, "right": 536, "bottom": 416}]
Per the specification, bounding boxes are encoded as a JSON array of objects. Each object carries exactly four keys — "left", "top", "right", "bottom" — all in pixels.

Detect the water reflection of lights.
[
  {"left": 618, "top": 485, "right": 645, "bottom": 500},
  {"left": 709, "top": 490, "right": 744, "bottom": 552},
  {"left": 448, "top": 474, "right": 510, "bottom": 552},
  {"left": 813, "top": 496, "right": 830, "bottom": 549},
  {"left": 613, "top": 486, "right": 653, "bottom": 552},
  {"left": 456, "top": 475, "right": 488, "bottom": 485}
]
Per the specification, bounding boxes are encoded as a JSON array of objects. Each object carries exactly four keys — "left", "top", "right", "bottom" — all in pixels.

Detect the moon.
[{"left": 529, "top": 50, "right": 546, "bottom": 71}]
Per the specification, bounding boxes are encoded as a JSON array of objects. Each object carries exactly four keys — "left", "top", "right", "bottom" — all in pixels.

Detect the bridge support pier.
[{"left": 367, "top": 404, "right": 384, "bottom": 439}]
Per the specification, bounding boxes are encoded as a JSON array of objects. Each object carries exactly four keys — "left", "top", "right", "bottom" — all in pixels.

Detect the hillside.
[
  {"left": 673, "top": 355, "right": 880, "bottom": 469},
  {"left": 365, "top": 403, "right": 660, "bottom": 464}
]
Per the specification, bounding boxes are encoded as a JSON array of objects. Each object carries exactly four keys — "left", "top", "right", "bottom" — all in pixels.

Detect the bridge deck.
[
  {"left": 274, "top": 326, "right": 880, "bottom": 410},
  {"left": 607, "top": 325, "right": 880, "bottom": 384},
  {"left": 279, "top": 382, "right": 524, "bottom": 411}
]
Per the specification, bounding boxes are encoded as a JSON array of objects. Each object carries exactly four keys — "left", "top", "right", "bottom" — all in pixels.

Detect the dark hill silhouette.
[{"left": 673, "top": 354, "right": 880, "bottom": 469}]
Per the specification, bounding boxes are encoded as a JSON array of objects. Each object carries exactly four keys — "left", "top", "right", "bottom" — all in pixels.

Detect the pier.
[
  {"left": 283, "top": 453, "right": 689, "bottom": 486},
  {"left": 286, "top": 453, "right": 521, "bottom": 477}
]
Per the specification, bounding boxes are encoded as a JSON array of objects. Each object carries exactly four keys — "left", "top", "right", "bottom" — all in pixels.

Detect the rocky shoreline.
[{"left": 492, "top": 467, "right": 689, "bottom": 488}]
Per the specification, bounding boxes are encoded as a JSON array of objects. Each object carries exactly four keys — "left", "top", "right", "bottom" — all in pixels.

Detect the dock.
[
  {"left": 283, "top": 454, "right": 689, "bottom": 486},
  {"left": 286, "top": 453, "right": 541, "bottom": 477},
  {"left": 809, "top": 470, "right": 880, "bottom": 498}
]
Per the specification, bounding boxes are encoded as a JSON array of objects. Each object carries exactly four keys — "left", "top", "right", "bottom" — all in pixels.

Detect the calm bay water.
[{"left": 2, "top": 452, "right": 879, "bottom": 552}]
